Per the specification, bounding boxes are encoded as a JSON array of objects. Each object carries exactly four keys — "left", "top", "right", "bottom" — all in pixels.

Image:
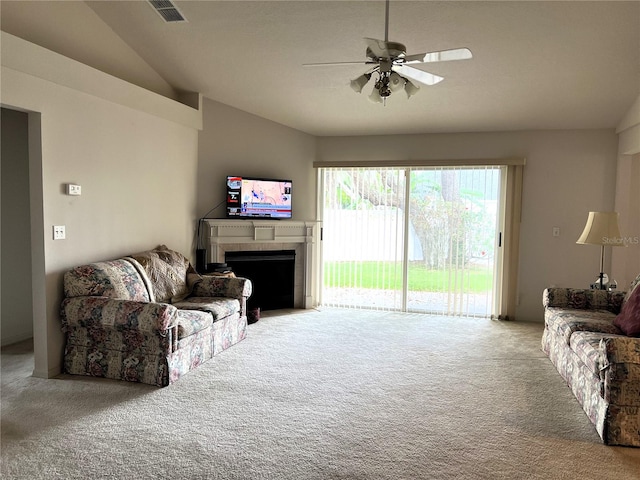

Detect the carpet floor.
[{"left": 2, "top": 308, "right": 639, "bottom": 479}]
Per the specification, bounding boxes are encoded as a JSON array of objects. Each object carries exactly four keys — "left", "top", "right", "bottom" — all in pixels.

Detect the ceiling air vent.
[{"left": 148, "top": 0, "right": 187, "bottom": 23}]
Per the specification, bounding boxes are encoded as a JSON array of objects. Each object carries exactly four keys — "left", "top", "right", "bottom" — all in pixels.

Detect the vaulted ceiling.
[{"left": 2, "top": 1, "right": 639, "bottom": 136}]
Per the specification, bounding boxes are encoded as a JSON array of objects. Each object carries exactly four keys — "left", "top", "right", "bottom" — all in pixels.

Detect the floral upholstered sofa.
[
  {"left": 60, "top": 245, "right": 252, "bottom": 387},
  {"left": 542, "top": 273, "right": 640, "bottom": 446}
]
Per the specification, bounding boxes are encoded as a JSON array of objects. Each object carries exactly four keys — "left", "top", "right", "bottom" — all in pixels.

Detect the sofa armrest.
[
  {"left": 61, "top": 297, "right": 178, "bottom": 334},
  {"left": 543, "top": 287, "right": 626, "bottom": 313},
  {"left": 192, "top": 276, "right": 252, "bottom": 301},
  {"left": 600, "top": 336, "right": 640, "bottom": 366}
]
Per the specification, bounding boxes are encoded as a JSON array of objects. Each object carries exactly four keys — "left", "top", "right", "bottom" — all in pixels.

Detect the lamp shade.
[
  {"left": 388, "top": 72, "right": 404, "bottom": 92},
  {"left": 368, "top": 87, "right": 384, "bottom": 103},
  {"left": 576, "top": 211, "right": 624, "bottom": 246},
  {"left": 350, "top": 73, "right": 371, "bottom": 93}
]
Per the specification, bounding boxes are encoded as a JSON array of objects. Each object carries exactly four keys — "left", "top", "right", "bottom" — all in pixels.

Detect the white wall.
[
  {"left": 1, "top": 33, "right": 202, "bottom": 377},
  {"left": 197, "top": 98, "right": 316, "bottom": 223},
  {"left": 613, "top": 154, "right": 640, "bottom": 288},
  {"left": 613, "top": 94, "right": 640, "bottom": 288},
  {"left": 317, "top": 130, "right": 619, "bottom": 322},
  {"left": 1, "top": 108, "right": 34, "bottom": 346}
]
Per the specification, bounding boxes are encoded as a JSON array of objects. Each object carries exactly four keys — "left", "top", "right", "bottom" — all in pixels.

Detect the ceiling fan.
[{"left": 304, "top": 0, "right": 473, "bottom": 104}]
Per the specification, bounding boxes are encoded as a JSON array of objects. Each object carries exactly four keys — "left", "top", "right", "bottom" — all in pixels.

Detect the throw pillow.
[
  {"left": 623, "top": 273, "right": 640, "bottom": 305},
  {"left": 614, "top": 282, "right": 640, "bottom": 336}
]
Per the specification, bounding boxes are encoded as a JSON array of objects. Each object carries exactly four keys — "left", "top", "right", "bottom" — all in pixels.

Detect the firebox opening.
[{"left": 225, "top": 250, "right": 296, "bottom": 311}]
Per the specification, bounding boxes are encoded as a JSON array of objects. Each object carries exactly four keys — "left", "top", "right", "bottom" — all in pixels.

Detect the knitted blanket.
[{"left": 127, "top": 245, "right": 201, "bottom": 304}]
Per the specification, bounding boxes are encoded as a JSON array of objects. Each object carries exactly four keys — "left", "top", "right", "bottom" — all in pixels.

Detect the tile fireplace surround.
[{"left": 203, "top": 220, "right": 320, "bottom": 309}]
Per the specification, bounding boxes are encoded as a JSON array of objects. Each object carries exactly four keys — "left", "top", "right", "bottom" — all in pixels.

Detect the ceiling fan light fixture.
[
  {"left": 350, "top": 73, "right": 372, "bottom": 93},
  {"left": 305, "top": 0, "right": 472, "bottom": 104},
  {"left": 404, "top": 79, "right": 420, "bottom": 98},
  {"left": 374, "top": 73, "right": 393, "bottom": 98},
  {"left": 368, "top": 87, "right": 384, "bottom": 104},
  {"left": 388, "top": 72, "right": 405, "bottom": 92}
]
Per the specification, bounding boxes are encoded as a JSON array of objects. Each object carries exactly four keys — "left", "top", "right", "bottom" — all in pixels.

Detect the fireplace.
[
  {"left": 225, "top": 250, "right": 295, "bottom": 311},
  {"left": 203, "top": 220, "right": 319, "bottom": 309}
]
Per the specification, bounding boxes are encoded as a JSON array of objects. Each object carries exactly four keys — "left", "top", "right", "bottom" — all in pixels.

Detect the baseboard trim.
[{"left": 32, "top": 365, "right": 62, "bottom": 379}]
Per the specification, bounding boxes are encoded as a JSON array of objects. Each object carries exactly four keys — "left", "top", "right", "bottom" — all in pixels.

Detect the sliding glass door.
[
  {"left": 320, "top": 166, "right": 503, "bottom": 317},
  {"left": 406, "top": 167, "right": 500, "bottom": 316},
  {"left": 321, "top": 168, "right": 406, "bottom": 310}
]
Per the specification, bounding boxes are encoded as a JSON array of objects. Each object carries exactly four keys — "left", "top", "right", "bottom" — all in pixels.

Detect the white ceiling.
[{"left": 3, "top": 1, "right": 639, "bottom": 137}]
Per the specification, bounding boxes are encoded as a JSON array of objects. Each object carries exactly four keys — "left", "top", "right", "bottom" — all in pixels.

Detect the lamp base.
[{"left": 590, "top": 272, "right": 609, "bottom": 290}]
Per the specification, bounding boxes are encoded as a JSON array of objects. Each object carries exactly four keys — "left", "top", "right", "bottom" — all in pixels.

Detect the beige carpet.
[{"left": 2, "top": 308, "right": 640, "bottom": 479}]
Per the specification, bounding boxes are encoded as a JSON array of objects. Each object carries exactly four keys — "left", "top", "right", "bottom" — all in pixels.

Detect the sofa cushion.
[
  {"left": 176, "top": 309, "right": 214, "bottom": 339},
  {"left": 614, "top": 282, "right": 640, "bottom": 336},
  {"left": 544, "top": 307, "right": 621, "bottom": 345},
  {"left": 64, "top": 260, "right": 150, "bottom": 301},
  {"left": 128, "top": 245, "right": 201, "bottom": 304},
  {"left": 172, "top": 297, "right": 240, "bottom": 322}
]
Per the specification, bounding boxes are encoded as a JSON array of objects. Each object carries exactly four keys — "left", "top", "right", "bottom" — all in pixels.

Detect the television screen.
[{"left": 226, "top": 176, "right": 292, "bottom": 219}]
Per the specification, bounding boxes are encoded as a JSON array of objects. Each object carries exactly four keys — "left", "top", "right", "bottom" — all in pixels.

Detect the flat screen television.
[{"left": 226, "top": 176, "right": 292, "bottom": 219}]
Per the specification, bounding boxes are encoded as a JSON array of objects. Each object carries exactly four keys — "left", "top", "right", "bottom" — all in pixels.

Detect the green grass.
[{"left": 323, "top": 261, "right": 493, "bottom": 293}]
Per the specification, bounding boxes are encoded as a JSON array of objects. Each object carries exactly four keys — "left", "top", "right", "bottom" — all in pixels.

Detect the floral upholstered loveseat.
[
  {"left": 542, "top": 273, "right": 640, "bottom": 446},
  {"left": 60, "top": 245, "right": 252, "bottom": 387}
]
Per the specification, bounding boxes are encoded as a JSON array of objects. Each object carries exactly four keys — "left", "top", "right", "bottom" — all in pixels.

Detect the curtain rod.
[{"left": 313, "top": 157, "right": 526, "bottom": 168}]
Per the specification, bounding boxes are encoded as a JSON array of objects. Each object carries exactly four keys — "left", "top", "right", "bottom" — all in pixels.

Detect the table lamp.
[{"left": 576, "top": 211, "right": 625, "bottom": 290}]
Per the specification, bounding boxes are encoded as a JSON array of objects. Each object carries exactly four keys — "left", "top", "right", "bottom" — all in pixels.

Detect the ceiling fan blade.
[
  {"left": 392, "top": 65, "right": 444, "bottom": 86},
  {"left": 404, "top": 48, "right": 473, "bottom": 64},
  {"left": 303, "top": 61, "right": 376, "bottom": 67}
]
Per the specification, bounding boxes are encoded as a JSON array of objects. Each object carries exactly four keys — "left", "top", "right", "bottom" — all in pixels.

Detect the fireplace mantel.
[{"left": 203, "top": 219, "right": 319, "bottom": 308}]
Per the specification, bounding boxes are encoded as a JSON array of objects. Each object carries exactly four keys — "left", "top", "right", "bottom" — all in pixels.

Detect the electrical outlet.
[
  {"left": 53, "top": 225, "right": 66, "bottom": 240},
  {"left": 66, "top": 184, "right": 81, "bottom": 196},
  {"left": 552, "top": 227, "right": 560, "bottom": 237}
]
